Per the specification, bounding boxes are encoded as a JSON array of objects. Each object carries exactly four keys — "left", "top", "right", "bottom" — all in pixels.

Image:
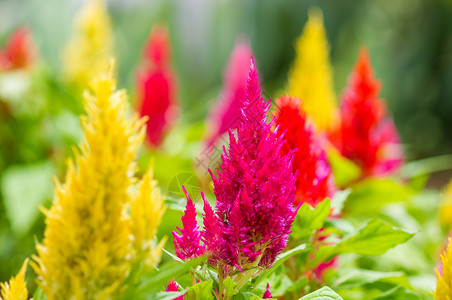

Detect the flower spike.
[
  {"left": 286, "top": 7, "right": 337, "bottom": 131},
  {"left": 330, "top": 49, "right": 403, "bottom": 176},
  {"left": 210, "top": 57, "right": 296, "bottom": 271},
  {"left": 172, "top": 186, "right": 205, "bottom": 260},
  {"left": 274, "top": 95, "right": 335, "bottom": 207}
]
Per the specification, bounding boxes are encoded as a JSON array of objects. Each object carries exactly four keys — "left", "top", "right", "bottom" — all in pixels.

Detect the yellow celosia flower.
[
  {"left": 130, "top": 166, "right": 167, "bottom": 270},
  {"left": 440, "top": 180, "right": 452, "bottom": 230},
  {"left": 434, "top": 238, "right": 452, "bottom": 299},
  {"left": 286, "top": 7, "right": 337, "bottom": 131},
  {"left": 33, "top": 67, "right": 165, "bottom": 299},
  {"left": 0, "top": 259, "right": 28, "bottom": 300},
  {"left": 62, "top": 0, "right": 113, "bottom": 87}
]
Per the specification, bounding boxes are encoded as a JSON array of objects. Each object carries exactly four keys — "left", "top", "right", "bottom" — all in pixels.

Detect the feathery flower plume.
[
  {"left": 136, "top": 25, "right": 178, "bottom": 147},
  {"left": 130, "top": 167, "right": 167, "bottom": 270},
  {"left": 434, "top": 237, "right": 452, "bottom": 299},
  {"left": 330, "top": 49, "right": 403, "bottom": 177},
  {"left": 262, "top": 283, "right": 272, "bottom": 299},
  {"left": 172, "top": 187, "right": 205, "bottom": 260},
  {"left": 0, "top": 259, "right": 28, "bottom": 300},
  {"left": 286, "top": 7, "right": 337, "bottom": 131},
  {"left": 273, "top": 96, "right": 335, "bottom": 207},
  {"left": 62, "top": 0, "right": 113, "bottom": 86},
  {"left": 208, "top": 58, "right": 296, "bottom": 271},
  {"left": 32, "top": 68, "right": 149, "bottom": 299},
  {"left": 0, "top": 27, "right": 37, "bottom": 71},
  {"left": 206, "top": 40, "right": 253, "bottom": 146},
  {"left": 165, "top": 280, "right": 184, "bottom": 300}
]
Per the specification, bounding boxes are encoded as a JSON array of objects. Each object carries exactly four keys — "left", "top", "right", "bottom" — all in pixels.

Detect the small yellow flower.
[
  {"left": 434, "top": 238, "right": 452, "bottom": 299},
  {"left": 286, "top": 7, "right": 337, "bottom": 131},
  {"left": 440, "top": 180, "right": 452, "bottom": 231},
  {"left": 0, "top": 259, "right": 28, "bottom": 300},
  {"left": 62, "top": 0, "right": 113, "bottom": 87},
  {"left": 130, "top": 166, "right": 167, "bottom": 270},
  {"left": 32, "top": 67, "right": 165, "bottom": 299}
]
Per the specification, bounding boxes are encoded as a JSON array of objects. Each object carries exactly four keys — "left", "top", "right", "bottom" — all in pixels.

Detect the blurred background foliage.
[{"left": 0, "top": 0, "right": 451, "bottom": 289}]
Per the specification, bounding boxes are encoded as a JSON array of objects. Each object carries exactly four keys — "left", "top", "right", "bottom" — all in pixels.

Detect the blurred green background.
[{"left": 0, "top": 0, "right": 451, "bottom": 285}]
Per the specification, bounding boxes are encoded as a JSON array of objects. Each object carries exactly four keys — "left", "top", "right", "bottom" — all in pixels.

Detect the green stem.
[
  {"left": 190, "top": 270, "right": 196, "bottom": 285},
  {"left": 218, "top": 265, "right": 224, "bottom": 300}
]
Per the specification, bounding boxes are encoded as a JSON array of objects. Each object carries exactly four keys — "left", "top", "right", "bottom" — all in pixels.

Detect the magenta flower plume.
[
  {"left": 172, "top": 186, "right": 205, "bottom": 260},
  {"left": 208, "top": 58, "right": 297, "bottom": 271},
  {"left": 263, "top": 283, "right": 272, "bottom": 299},
  {"left": 273, "top": 96, "right": 335, "bottom": 207},
  {"left": 136, "top": 25, "right": 178, "bottom": 147},
  {"left": 206, "top": 40, "right": 254, "bottom": 146},
  {"left": 165, "top": 279, "right": 184, "bottom": 300}
]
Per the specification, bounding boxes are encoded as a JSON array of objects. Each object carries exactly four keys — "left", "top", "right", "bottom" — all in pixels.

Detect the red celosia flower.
[
  {"left": 165, "top": 279, "right": 184, "bottom": 300},
  {"left": 208, "top": 58, "right": 296, "bottom": 271},
  {"left": 0, "top": 26, "right": 37, "bottom": 71},
  {"left": 330, "top": 49, "right": 403, "bottom": 176},
  {"left": 274, "top": 96, "right": 335, "bottom": 207},
  {"left": 172, "top": 186, "right": 205, "bottom": 260},
  {"left": 136, "top": 25, "right": 178, "bottom": 147},
  {"left": 206, "top": 40, "right": 253, "bottom": 146},
  {"left": 263, "top": 283, "right": 272, "bottom": 299}
]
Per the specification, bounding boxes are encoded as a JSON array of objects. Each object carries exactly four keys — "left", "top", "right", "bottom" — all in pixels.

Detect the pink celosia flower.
[
  {"left": 0, "top": 26, "right": 37, "bottom": 71},
  {"left": 273, "top": 96, "right": 335, "bottom": 207},
  {"left": 263, "top": 283, "right": 272, "bottom": 299},
  {"left": 172, "top": 186, "right": 205, "bottom": 260},
  {"left": 208, "top": 58, "right": 296, "bottom": 271},
  {"left": 313, "top": 257, "right": 337, "bottom": 281},
  {"left": 206, "top": 40, "right": 253, "bottom": 146},
  {"left": 136, "top": 25, "right": 178, "bottom": 147},
  {"left": 330, "top": 49, "right": 403, "bottom": 177},
  {"left": 165, "top": 279, "right": 184, "bottom": 300}
]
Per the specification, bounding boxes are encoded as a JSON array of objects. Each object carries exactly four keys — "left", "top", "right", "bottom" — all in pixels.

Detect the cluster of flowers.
[{"left": 0, "top": 0, "right": 450, "bottom": 299}]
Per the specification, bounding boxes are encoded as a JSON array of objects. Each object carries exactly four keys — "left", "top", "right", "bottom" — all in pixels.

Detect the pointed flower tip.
[
  {"left": 263, "top": 283, "right": 272, "bottom": 299},
  {"left": 146, "top": 25, "right": 170, "bottom": 65},
  {"left": 308, "top": 6, "right": 323, "bottom": 21}
]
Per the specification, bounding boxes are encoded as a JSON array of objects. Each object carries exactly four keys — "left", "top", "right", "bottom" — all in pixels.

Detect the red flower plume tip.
[
  {"left": 263, "top": 283, "right": 272, "bottom": 299},
  {"left": 144, "top": 25, "right": 170, "bottom": 68},
  {"left": 137, "top": 25, "right": 178, "bottom": 147},
  {"left": 206, "top": 40, "right": 254, "bottom": 147},
  {"left": 208, "top": 57, "right": 297, "bottom": 271},
  {"left": 172, "top": 186, "right": 205, "bottom": 260},
  {"left": 331, "top": 48, "right": 403, "bottom": 176},
  {"left": 165, "top": 279, "right": 184, "bottom": 300},
  {"left": 0, "top": 26, "right": 37, "bottom": 71},
  {"left": 274, "top": 95, "right": 335, "bottom": 207}
]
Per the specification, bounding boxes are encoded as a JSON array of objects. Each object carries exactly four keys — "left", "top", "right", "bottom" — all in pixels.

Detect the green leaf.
[
  {"left": 331, "top": 189, "right": 351, "bottom": 216},
  {"left": 335, "top": 219, "right": 414, "bottom": 256},
  {"left": 125, "top": 256, "right": 205, "bottom": 297},
  {"left": 33, "top": 287, "right": 48, "bottom": 300},
  {"left": 327, "top": 147, "right": 361, "bottom": 187},
  {"left": 345, "top": 178, "right": 413, "bottom": 216},
  {"left": 298, "top": 286, "right": 343, "bottom": 300},
  {"left": 253, "top": 243, "right": 310, "bottom": 287},
  {"left": 291, "top": 199, "right": 331, "bottom": 240},
  {"left": 185, "top": 280, "right": 215, "bottom": 300},
  {"left": 1, "top": 161, "right": 55, "bottom": 235},
  {"left": 373, "top": 286, "right": 419, "bottom": 300},
  {"left": 234, "top": 292, "right": 263, "bottom": 300},
  {"left": 224, "top": 276, "right": 239, "bottom": 297},
  {"left": 332, "top": 269, "right": 411, "bottom": 290}
]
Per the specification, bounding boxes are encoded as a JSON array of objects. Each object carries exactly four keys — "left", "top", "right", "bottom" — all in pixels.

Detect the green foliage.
[
  {"left": 298, "top": 286, "right": 343, "bottom": 300},
  {"left": 1, "top": 161, "right": 54, "bottom": 235}
]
